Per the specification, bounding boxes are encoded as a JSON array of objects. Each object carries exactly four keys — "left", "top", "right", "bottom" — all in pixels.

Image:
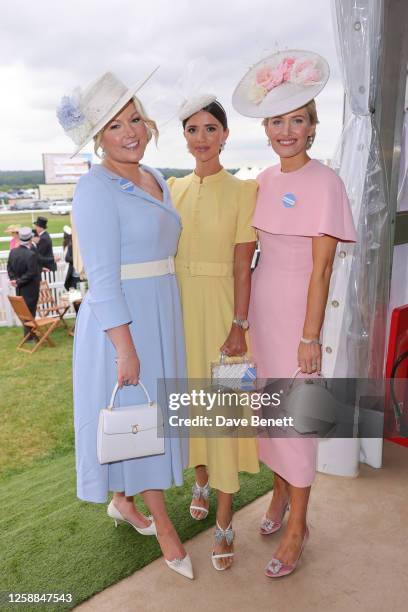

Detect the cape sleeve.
[
  {"left": 72, "top": 174, "right": 132, "bottom": 331},
  {"left": 234, "top": 179, "right": 258, "bottom": 244},
  {"left": 253, "top": 164, "right": 357, "bottom": 241},
  {"left": 316, "top": 174, "right": 357, "bottom": 243}
]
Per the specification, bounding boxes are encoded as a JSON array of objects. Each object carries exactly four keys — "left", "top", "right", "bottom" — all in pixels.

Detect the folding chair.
[
  {"left": 37, "top": 280, "right": 70, "bottom": 328},
  {"left": 8, "top": 295, "right": 60, "bottom": 354}
]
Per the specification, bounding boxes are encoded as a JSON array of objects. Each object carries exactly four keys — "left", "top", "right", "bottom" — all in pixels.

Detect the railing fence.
[{"left": 0, "top": 246, "right": 76, "bottom": 327}]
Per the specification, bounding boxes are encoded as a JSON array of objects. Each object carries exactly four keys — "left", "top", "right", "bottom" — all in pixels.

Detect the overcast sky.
[{"left": 0, "top": 0, "right": 343, "bottom": 171}]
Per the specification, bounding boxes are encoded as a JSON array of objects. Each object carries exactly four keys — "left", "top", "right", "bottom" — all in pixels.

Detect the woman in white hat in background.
[
  {"left": 57, "top": 70, "right": 193, "bottom": 579},
  {"left": 232, "top": 50, "right": 357, "bottom": 577},
  {"left": 168, "top": 96, "right": 259, "bottom": 571}
]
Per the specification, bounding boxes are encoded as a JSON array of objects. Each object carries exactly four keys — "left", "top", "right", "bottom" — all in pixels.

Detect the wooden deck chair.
[
  {"left": 37, "top": 280, "right": 70, "bottom": 328},
  {"left": 8, "top": 295, "right": 60, "bottom": 354}
]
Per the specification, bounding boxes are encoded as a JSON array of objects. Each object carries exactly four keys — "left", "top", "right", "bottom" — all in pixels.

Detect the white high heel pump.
[
  {"left": 165, "top": 554, "right": 194, "bottom": 580},
  {"left": 107, "top": 500, "right": 157, "bottom": 536}
]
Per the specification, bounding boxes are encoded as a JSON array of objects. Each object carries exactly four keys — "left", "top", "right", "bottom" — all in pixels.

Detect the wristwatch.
[{"left": 233, "top": 317, "right": 250, "bottom": 330}]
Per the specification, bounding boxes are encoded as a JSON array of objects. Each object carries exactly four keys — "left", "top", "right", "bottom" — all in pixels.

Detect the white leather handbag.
[{"left": 97, "top": 381, "right": 165, "bottom": 464}]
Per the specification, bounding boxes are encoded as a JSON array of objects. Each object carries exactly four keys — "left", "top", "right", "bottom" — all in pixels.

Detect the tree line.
[{"left": 0, "top": 168, "right": 239, "bottom": 192}]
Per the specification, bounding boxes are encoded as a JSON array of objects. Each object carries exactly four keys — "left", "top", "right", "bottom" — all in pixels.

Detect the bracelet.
[{"left": 300, "top": 336, "right": 321, "bottom": 345}]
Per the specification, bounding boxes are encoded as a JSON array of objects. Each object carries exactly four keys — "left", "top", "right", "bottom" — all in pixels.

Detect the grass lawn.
[
  {"left": 0, "top": 326, "right": 74, "bottom": 479},
  {"left": 0, "top": 327, "right": 273, "bottom": 611},
  {"left": 0, "top": 213, "right": 69, "bottom": 251}
]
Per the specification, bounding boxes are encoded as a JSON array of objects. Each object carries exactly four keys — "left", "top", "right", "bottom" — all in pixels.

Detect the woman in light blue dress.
[{"left": 57, "top": 70, "right": 193, "bottom": 579}]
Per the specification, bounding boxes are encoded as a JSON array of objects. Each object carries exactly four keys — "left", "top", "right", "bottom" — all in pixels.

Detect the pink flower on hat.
[
  {"left": 256, "top": 67, "right": 273, "bottom": 86},
  {"left": 257, "top": 65, "right": 284, "bottom": 90},
  {"left": 256, "top": 57, "right": 296, "bottom": 91},
  {"left": 290, "top": 59, "right": 322, "bottom": 85},
  {"left": 281, "top": 57, "right": 296, "bottom": 79},
  {"left": 249, "top": 55, "right": 322, "bottom": 105}
]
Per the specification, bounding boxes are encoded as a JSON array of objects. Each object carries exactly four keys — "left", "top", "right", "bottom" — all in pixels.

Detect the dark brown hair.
[{"left": 182, "top": 100, "right": 228, "bottom": 130}]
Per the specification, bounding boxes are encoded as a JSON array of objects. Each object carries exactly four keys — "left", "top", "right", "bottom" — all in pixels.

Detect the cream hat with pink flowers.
[{"left": 232, "top": 49, "right": 329, "bottom": 118}]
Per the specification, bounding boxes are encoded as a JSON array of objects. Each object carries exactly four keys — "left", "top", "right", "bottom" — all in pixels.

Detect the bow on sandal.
[
  {"left": 190, "top": 481, "right": 211, "bottom": 520},
  {"left": 211, "top": 522, "right": 235, "bottom": 571}
]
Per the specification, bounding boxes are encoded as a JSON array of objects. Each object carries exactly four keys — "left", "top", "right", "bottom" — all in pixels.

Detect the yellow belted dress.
[{"left": 168, "top": 169, "right": 260, "bottom": 493}]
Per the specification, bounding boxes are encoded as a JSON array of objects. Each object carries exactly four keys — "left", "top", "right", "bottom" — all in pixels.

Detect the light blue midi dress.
[{"left": 72, "top": 164, "right": 188, "bottom": 503}]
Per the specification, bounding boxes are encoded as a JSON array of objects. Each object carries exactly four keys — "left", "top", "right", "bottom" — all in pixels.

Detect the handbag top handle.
[
  {"left": 108, "top": 380, "right": 153, "bottom": 411},
  {"left": 289, "top": 367, "right": 327, "bottom": 389},
  {"left": 219, "top": 352, "right": 250, "bottom": 364}
]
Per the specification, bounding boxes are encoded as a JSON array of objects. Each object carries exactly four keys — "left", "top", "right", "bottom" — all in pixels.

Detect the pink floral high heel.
[
  {"left": 265, "top": 526, "right": 309, "bottom": 578},
  {"left": 259, "top": 502, "right": 289, "bottom": 535}
]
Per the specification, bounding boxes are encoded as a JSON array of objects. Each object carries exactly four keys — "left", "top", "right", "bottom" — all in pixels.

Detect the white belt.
[{"left": 120, "top": 257, "right": 175, "bottom": 280}]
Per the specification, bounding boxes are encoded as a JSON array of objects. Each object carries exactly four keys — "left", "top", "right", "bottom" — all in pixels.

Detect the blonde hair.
[
  {"left": 262, "top": 99, "right": 319, "bottom": 149},
  {"left": 93, "top": 95, "right": 159, "bottom": 157}
]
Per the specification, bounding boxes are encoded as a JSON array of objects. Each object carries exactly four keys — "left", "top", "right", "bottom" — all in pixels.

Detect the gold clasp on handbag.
[{"left": 131, "top": 424, "right": 139, "bottom": 434}]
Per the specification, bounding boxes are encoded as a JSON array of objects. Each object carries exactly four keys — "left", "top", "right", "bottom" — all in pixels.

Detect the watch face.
[{"left": 242, "top": 320, "right": 249, "bottom": 330}]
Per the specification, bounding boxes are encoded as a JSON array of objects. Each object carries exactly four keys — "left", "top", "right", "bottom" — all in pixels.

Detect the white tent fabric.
[{"left": 318, "top": 0, "right": 387, "bottom": 476}]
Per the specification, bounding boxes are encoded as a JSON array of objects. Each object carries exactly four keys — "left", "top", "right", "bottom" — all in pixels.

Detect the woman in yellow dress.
[{"left": 168, "top": 96, "right": 259, "bottom": 570}]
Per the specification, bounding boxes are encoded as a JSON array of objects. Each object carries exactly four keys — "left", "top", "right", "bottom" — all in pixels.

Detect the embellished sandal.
[
  {"left": 265, "top": 526, "right": 309, "bottom": 578},
  {"left": 190, "top": 481, "right": 211, "bottom": 520},
  {"left": 260, "top": 502, "right": 289, "bottom": 535},
  {"left": 211, "top": 521, "right": 235, "bottom": 571}
]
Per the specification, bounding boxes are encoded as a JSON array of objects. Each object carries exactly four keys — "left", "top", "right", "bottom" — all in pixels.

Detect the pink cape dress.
[{"left": 249, "top": 159, "right": 357, "bottom": 487}]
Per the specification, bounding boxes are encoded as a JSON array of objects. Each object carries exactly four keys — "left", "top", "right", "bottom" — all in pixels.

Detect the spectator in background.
[
  {"left": 63, "top": 225, "right": 80, "bottom": 291},
  {"left": 33, "top": 216, "right": 57, "bottom": 272},
  {"left": 5, "top": 225, "right": 20, "bottom": 250},
  {"left": 7, "top": 227, "right": 41, "bottom": 342}
]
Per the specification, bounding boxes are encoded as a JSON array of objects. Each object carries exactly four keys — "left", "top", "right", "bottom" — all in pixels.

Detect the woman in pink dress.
[
  {"left": 232, "top": 50, "right": 357, "bottom": 577},
  {"left": 6, "top": 225, "right": 20, "bottom": 250}
]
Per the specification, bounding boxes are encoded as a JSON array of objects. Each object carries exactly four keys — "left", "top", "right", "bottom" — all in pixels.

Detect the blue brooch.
[{"left": 282, "top": 193, "right": 297, "bottom": 208}]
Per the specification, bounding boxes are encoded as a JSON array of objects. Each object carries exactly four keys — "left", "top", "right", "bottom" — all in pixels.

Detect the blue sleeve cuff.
[{"left": 88, "top": 292, "right": 132, "bottom": 331}]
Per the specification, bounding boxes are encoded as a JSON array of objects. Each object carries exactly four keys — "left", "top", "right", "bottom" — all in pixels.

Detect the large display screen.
[{"left": 42, "top": 153, "right": 92, "bottom": 184}]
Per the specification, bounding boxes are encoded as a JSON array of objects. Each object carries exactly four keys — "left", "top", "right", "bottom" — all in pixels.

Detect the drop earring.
[{"left": 306, "top": 135, "right": 314, "bottom": 149}]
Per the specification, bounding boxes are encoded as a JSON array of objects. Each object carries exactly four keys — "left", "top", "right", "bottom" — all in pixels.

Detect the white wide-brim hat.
[
  {"left": 57, "top": 68, "right": 159, "bottom": 157},
  {"left": 232, "top": 50, "right": 329, "bottom": 118}
]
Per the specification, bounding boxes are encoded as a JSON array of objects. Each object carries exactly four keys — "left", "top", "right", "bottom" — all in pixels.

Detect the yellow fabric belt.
[{"left": 175, "top": 260, "right": 234, "bottom": 277}]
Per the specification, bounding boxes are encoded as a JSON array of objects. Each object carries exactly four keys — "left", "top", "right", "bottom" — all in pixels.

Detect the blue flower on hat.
[{"left": 56, "top": 90, "right": 85, "bottom": 131}]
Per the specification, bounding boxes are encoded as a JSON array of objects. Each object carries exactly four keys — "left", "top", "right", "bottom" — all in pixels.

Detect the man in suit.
[
  {"left": 7, "top": 227, "right": 41, "bottom": 341},
  {"left": 33, "top": 216, "right": 57, "bottom": 272}
]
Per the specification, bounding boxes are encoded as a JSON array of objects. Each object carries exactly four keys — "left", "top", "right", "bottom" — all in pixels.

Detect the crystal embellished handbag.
[
  {"left": 97, "top": 381, "right": 165, "bottom": 464},
  {"left": 211, "top": 353, "right": 257, "bottom": 391}
]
